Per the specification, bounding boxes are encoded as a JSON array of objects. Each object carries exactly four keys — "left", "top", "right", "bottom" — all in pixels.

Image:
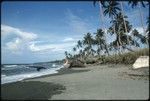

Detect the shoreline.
[{"left": 1, "top": 64, "right": 149, "bottom": 100}]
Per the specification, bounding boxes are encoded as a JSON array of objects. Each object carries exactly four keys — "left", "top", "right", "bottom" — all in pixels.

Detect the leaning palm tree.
[
  {"left": 64, "top": 51, "right": 68, "bottom": 58},
  {"left": 103, "top": 1, "right": 121, "bottom": 18},
  {"left": 146, "top": 17, "right": 149, "bottom": 33},
  {"left": 76, "top": 40, "right": 82, "bottom": 49},
  {"left": 128, "top": 0, "right": 147, "bottom": 8},
  {"left": 128, "top": 1, "right": 148, "bottom": 34},
  {"left": 95, "top": 29, "right": 108, "bottom": 56},
  {"left": 131, "top": 29, "right": 148, "bottom": 46},
  {"left": 108, "top": 12, "right": 133, "bottom": 54},
  {"left": 73, "top": 47, "right": 76, "bottom": 52},
  {"left": 93, "top": 1, "right": 110, "bottom": 56},
  {"left": 102, "top": 1, "right": 121, "bottom": 54},
  {"left": 83, "top": 33, "right": 94, "bottom": 57},
  {"left": 83, "top": 33, "right": 93, "bottom": 47},
  {"left": 93, "top": 0, "right": 106, "bottom": 29}
]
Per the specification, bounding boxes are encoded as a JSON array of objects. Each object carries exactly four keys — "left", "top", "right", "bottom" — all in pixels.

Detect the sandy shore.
[{"left": 1, "top": 64, "right": 149, "bottom": 100}]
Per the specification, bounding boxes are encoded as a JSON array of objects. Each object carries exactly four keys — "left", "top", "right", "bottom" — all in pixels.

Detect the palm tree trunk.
[
  {"left": 98, "top": 1, "right": 104, "bottom": 30},
  {"left": 120, "top": 2, "right": 127, "bottom": 33},
  {"left": 117, "top": 41, "right": 120, "bottom": 55},
  {"left": 120, "top": 2, "right": 131, "bottom": 49},
  {"left": 98, "top": 1, "right": 110, "bottom": 56},
  {"left": 138, "top": 4, "right": 145, "bottom": 33},
  {"left": 138, "top": 4, "right": 148, "bottom": 47}
]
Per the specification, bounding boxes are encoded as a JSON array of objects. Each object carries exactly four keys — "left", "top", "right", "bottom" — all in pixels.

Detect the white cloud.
[
  {"left": 1, "top": 24, "right": 78, "bottom": 55},
  {"left": 5, "top": 37, "right": 23, "bottom": 53},
  {"left": 135, "top": 27, "right": 146, "bottom": 34},
  {"left": 63, "top": 37, "right": 74, "bottom": 42},
  {"left": 1, "top": 24, "right": 37, "bottom": 41},
  {"left": 1, "top": 24, "right": 38, "bottom": 53},
  {"left": 129, "top": 26, "right": 146, "bottom": 36},
  {"left": 66, "top": 9, "right": 94, "bottom": 34},
  {"left": 29, "top": 43, "right": 54, "bottom": 52},
  {"left": 29, "top": 42, "right": 76, "bottom": 53}
]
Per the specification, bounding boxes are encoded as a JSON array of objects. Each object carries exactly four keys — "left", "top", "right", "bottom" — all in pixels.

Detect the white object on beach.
[
  {"left": 133, "top": 56, "right": 149, "bottom": 69},
  {"left": 63, "top": 59, "right": 70, "bottom": 68},
  {"left": 63, "top": 64, "right": 70, "bottom": 68}
]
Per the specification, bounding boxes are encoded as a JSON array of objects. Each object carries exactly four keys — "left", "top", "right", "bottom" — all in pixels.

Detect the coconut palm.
[
  {"left": 93, "top": 0, "right": 106, "bottom": 7},
  {"left": 94, "top": 29, "right": 107, "bottom": 56},
  {"left": 83, "top": 33, "right": 93, "bottom": 48},
  {"left": 65, "top": 51, "right": 69, "bottom": 59},
  {"left": 73, "top": 47, "right": 76, "bottom": 52},
  {"left": 76, "top": 40, "right": 82, "bottom": 49},
  {"left": 103, "top": 1, "right": 121, "bottom": 18},
  {"left": 93, "top": 1, "right": 110, "bottom": 56},
  {"left": 128, "top": 1, "right": 148, "bottom": 34},
  {"left": 83, "top": 33, "right": 94, "bottom": 57},
  {"left": 146, "top": 17, "right": 149, "bottom": 33},
  {"left": 108, "top": 12, "right": 133, "bottom": 53},
  {"left": 128, "top": 1, "right": 147, "bottom": 8},
  {"left": 131, "top": 29, "right": 148, "bottom": 45},
  {"left": 102, "top": 1, "right": 121, "bottom": 54}
]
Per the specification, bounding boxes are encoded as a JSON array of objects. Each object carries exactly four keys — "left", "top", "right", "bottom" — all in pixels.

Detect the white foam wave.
[
  {"left": 2, "top": 74, "right": 6, "bottom": 77},
  {"left": 2, "top": 65, "right": 28, "bottom": 70},
  {"left": 52, "top": 64, "right": 56, "bottom": 67},
  {"left": 1, "top": 65, "right": 64, "bottom": 84},
  {"left": 5, "top": 65, "right": 17, "bottom": 67}
]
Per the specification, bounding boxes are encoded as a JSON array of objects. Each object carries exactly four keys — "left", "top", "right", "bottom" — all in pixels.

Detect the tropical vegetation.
[{"left": 64, "top": 1, "right": 149, "bottom": 64}]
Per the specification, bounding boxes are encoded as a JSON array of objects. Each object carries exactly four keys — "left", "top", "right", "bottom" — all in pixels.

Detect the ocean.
[{"left": 1, "top": 62, "right": 64, "bottom": 84}]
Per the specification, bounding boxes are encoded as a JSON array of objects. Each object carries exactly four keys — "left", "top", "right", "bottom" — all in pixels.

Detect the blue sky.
[{"left": 1, "top": 1, "right": 149, "bottom": 64}]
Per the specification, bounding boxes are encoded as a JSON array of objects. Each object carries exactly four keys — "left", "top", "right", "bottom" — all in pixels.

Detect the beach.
[{"left": 1, "top": 64, "right": 149, "bottom": 100}]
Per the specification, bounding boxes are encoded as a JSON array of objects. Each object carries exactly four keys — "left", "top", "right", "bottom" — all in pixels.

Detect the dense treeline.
[{"left": 64, "top": 1, "right": 149, "bottom": 64}]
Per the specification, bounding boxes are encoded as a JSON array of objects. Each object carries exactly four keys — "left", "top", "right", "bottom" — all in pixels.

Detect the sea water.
[{"left": 1, "top": 62, "right": 64, "bottom": 84}]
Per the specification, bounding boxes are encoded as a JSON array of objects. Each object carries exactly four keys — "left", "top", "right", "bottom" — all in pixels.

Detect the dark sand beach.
[{"left": 1, "top": 64, "right": 149, "bottom": 100}]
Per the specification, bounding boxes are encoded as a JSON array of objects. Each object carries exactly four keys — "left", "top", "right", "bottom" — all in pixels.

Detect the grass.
[
  {"left": 102, "top": 48, "right": 149, "bottom": 64},
  {"left": 85, "top": 48, "right": 149, "bottom": 64}
]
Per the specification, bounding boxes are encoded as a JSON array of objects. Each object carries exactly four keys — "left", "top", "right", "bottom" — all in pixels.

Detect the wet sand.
[{"left": 1, "top": 64, "right": 149, "bottom": 100}]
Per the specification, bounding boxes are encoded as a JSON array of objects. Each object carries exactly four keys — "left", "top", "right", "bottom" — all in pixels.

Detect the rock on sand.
[{"left": 133, "top": 56, "right": 149, "bottom": 69}]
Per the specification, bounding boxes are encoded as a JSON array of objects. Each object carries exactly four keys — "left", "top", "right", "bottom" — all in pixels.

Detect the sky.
[{"left": 1, "top": 1, "right": 149, "bottom": 64}]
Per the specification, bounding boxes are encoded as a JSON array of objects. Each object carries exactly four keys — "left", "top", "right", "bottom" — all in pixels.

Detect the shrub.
[{"left": 98, "top": 48, "right": 149, "bottom": 64}]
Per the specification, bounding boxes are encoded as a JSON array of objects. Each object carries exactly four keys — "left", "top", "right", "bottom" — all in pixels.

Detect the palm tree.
[
  {"left": 120, "top": 2, "right": 128, "bottom": 33},
  {"left": 146, "top": 17, "right": 149, "bottom": 33},
  {"left": 76, "top": 40, "right": 82, "bottom": 49},
  {"left": 94, "top": 29, "right": 108, "bottom": 56},
  {"left": 73, "top": 47, "right": 76, "bottom": 52},
  {"left": 102, "top": 1, "right": 121, "bottom": 54},
  {"left": 108, "top": 12, "right": 133, "bottom": 53},
  {"left": 128, "top": 1, "right": 147, "bottom": 8},
  {"left": 83, "top": 33, "right": 93, "bottom": 48},
  {"left": 83, "top": 33, "right": 94, "bottom": 57},
  {"left": 103, "top": 1, "right": 121, "bottom": 18},
  {"left": 128, "top": 1, "right": 148, "bottom": 34},
  {"left": 93, "top": 1, "right": 110, "bottom": 56},
  {"left": 131, "top": 29, "right": 148, "bottom": 46},
  {"left": 93, "top": 0, "right": 106, "bottom": 8},
  {"left": 64, "top": 51, "right": 68, "bottom": 59}
]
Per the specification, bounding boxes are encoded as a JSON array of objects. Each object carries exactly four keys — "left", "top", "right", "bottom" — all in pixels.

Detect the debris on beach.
[{"left": 63, "top": 59, "right": 85, "bottom": 68}]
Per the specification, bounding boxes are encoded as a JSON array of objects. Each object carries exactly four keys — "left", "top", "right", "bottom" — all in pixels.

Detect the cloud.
[
  {"left": 5, "top": 37, "right": 23, "bottom": 53},
  {"left": 29, "top": 42, "right": 76, "bottom": 53},
  {"left": 66, "top": 9, "right": 94, "bottom": 34},
  {"left": 63, "top": 37, "right": 74, "bottom": 42},
  {"left": 135, "top": 27, "right": 146, "bottom": 34},
  {"left": 1, "top": 24, "right": 78, "bottom": 56},
  {"left": 1, "top": 24, "right": 38, "bottom": 53},
  {"left": 1, "top": 24, "right": 37, "bottom": 41}
]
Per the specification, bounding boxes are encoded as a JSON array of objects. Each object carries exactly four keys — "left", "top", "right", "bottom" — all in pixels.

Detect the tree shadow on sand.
[{"left": 1, "top": 81, "right": 66, "bottom": 100}]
